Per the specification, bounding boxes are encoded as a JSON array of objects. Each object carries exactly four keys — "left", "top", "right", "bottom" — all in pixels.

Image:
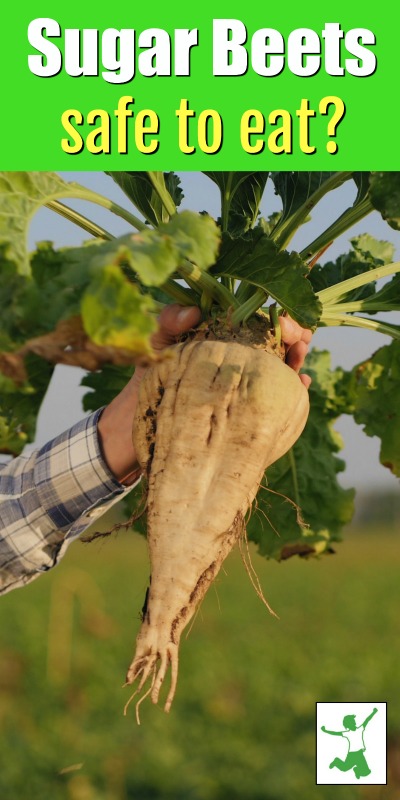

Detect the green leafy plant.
[{"left": 0, "top": 171, "right": 399, "bottom": 558}]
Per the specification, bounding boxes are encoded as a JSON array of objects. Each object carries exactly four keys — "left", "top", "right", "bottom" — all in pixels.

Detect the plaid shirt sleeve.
[{"left": 0, "top": 409, "right": 139, "bottom": 595}]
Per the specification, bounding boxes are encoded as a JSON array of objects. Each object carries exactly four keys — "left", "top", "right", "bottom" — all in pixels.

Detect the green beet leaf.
[
  {"left": 369, "top": 172, "right": 400, "bottom": 231},
  {"left": 164, "top": 173, "right": 184, "bottom": 209},
  {"left": 352, "top": 341, "right": 400, "bottom": 476},
  {"left": 271, "top": 172, "right": 337, "bottom": 219},
  {"left": 86, "top": 211, "right": 220, "bottom": 287},
  {"left": 81, "top": 265, "right": 158, "bottom": 355},
  {"left": 204, "top": 172, "right": 269, "bottom": 235},
  {"left": 0, "top": 412, "right": 30, "bottom": 456},
  {"left": 299, "top": 173, "right": 373, "bottom": 261},
  {"left": 160, "top": 211, "right": 220, "bottom": 270},
  {"left": 359, "top": 274, "right": 400, "bottom": 313},
  {"left": 0, "top": 172, "right": 116, "bottom": 277},
  {"left": 81, "top": 363, "right": 135, "bottom": 412},
  {"left": 270, "top": 172, "right": 352, "bottom": 248},
  {"left": 0, "top": 355, "right": 54, "bottom": 456},
  {"left": 106, "top": 172, "right": 182, "bottom": 226},
  {"left": 91, "top": 231, "right": 181, "bottom": 288},
  {"left": 214, "top": 231, "right": 321, "bottom": 328},
  {"left": 0, "top": 241, "right": 103, "bottom": 347}
]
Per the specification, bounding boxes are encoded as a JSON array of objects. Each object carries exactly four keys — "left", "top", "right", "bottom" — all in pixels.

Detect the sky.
[{"left": 27, "top": 172, "right": 400, "bottom": 492}]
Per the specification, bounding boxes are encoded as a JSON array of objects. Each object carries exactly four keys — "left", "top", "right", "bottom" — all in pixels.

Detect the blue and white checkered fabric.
[{"left": 0, "top": 409, "right": 137, "bottom": 594}]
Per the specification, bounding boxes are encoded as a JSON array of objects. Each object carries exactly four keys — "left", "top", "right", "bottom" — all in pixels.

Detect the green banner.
[{"left": 1, "top": 0, "right": 398, "bottom": 168}]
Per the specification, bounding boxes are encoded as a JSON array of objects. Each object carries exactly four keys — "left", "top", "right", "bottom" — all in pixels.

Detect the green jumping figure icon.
[{"left": 321, "top": 707, "right": 378, "bottom": 779}]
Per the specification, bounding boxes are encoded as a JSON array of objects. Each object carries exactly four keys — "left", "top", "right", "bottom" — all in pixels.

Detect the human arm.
[
  {"left": 0, "top": 409, "right": 134, "bottom": 594},
  {"left": 321, "top": 726, "right": 343, "bottom": 736},
  {"left": 362, "top": 708, "right": 378, "bottom": 728}
]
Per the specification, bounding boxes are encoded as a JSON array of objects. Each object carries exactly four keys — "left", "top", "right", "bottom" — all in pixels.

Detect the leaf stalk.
[
  {"left": 317, "top": 262, "right": 400, "bottom": 306},
  {"left": 177, "top": 262, "right": 239, "bottom": 311},
  {"left": 231, "top": 288, "right": 268, "bottom": 325},
  {"left": 46, "top": 200, "right": 115, "bottom": 241},
  {"left": 320, "top": 312, "right": 400, "bottom": 339}
]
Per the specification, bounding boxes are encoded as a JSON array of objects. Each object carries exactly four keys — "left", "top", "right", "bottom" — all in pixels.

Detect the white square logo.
[{"left": 316, "top": 702, "right": 387, "bottom": 785}]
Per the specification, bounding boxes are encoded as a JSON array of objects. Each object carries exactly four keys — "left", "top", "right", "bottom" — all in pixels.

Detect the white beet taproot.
[{"left": 124, "top": 336, "right": 309, "bottom": 719}]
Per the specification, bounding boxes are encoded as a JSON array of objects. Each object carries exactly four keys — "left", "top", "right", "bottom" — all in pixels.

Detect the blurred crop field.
[{"left": 1, "top": 520, "right": 399, "bottom": 800}]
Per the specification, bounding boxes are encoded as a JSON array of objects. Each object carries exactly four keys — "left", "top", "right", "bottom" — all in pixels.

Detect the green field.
[{"left": 0, "top": 523, "right": 399, "bottom": 800}]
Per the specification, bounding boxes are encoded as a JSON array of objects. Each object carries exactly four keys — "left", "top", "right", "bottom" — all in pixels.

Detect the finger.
[
  {"left": 302, "top": 328, "right": 312, "bottom": 344},
  {"left": 285, "top": 340, "right": 309, "bottom": 372},
  {"left": 279, "top": 316, "right": 312, "bottom": 347},
  {"left": 299, "top": 373, "right": 312, "bottom": 389},
  {"left": 152, "top": 305, "right": 201, "bottom": 350},
  {"left": 130, "top": 305, "right": 201, "bottom": 386}
]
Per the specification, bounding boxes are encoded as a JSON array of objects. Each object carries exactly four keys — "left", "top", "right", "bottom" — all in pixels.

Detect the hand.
[{"left": 98, "top": 305, "right": 312, "bottom": 483}]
